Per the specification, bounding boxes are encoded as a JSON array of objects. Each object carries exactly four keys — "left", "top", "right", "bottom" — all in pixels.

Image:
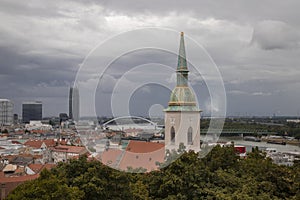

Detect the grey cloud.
[
  {"left": 98, "top": 74, "right": 117, "bottom": 94},
  {"left": 251, "top": 20, "right": 300, "bottom": 50},
  {"left": 1, "top": 0, "right": 300, "bottom": 117},
  {"left": 228, "top": 90, "right": 272, "bottom": 97},
  {"left": 0, "top": 0, "right": 66, "bottom": 18},
  {"left": 96, "top": 0, "right": 300, "bottom": 26}
]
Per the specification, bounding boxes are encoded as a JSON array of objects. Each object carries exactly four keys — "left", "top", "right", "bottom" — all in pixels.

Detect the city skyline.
[
  {"left": 1, "top": 2, "right": 300, "bottom": 199},
  {"left": 1, "top": 1, "right": 300, "bottom": 117}
]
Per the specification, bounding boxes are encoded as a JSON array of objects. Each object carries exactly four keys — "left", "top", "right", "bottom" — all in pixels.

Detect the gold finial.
[{"left": 181, "top": 32, "right": 184, "bottom": 36}]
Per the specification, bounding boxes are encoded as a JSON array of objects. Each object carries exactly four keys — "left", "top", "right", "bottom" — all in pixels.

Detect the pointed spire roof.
[
  {"left": 177, "top": 32, "right": 188, "bottom": 71},
  {"left": 164, "top": 32, "right": 200, "bottom": 112}
]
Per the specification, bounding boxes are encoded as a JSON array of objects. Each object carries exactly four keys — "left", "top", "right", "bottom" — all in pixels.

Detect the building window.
[
  {"left": 171, "top": 126, "right": 175, "bottom": 144},
  {"left": 188, "top": 127, "right": 193, "bottom": 145}
]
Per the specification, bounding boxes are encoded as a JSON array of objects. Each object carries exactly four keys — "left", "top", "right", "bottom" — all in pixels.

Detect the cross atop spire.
[{"left": 177, "top": 32, "right": 188, "bottom": 71}]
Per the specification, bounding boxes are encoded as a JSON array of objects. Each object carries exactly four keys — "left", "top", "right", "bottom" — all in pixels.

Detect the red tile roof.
[
  {"left": 0, "top": 174, "right": 39, "bottom": 199},
  {"left": 26, "top": 163, "right": 56, "bottom": 174},
  {"left": 27, "top": 164, "right": 44, "bottom": 174},
  {"left": 0, "top": 174, "right": 39, "bottom": 183},
  {"left": 120, "top": 144, "right": 165, "bottom": 172},
  {"left": 11, "top": 140, "right": 22, "bottom": 144},
  {"left": 24, "top": 139, "right": 56, "bottom": 149},
  {"left": 59, "top": 140, "right": 67, "bottom": 145},
  {"left": 100, "top": 141, "right": 165, "bottom": 172},
  {"left": 126, "top": 140, "right": 165, "bottom": 153},
  {"left": 51, "top": 145, "right": 87, "bottom": 154},
  {"left": 100, "top": 149, "right": 123, "bottom": 167},
  {"left": 31, "top": 130, "right": 48, "bottom": 134},
  {"left": 33, "top": 155, "right": 43, "bottom": 159}
]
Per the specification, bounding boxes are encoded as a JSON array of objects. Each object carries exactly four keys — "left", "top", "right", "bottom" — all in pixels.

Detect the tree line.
[{"left": 7, "top": 145, "right": 300, "bottom": 199}]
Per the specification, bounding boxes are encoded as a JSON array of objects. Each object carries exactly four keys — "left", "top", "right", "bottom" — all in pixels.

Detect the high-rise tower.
[
  {"left": 69, "top": 87, "right": 80, "bottom": 122},
  {"left": 0, "top": 99, "right": 13, "bottom": 125},
  {"left": 22, "top": 101, "right": 42, "bottom": 123},
  {"left": 164, "top": 32, "right": 201, "bottom": 149}
]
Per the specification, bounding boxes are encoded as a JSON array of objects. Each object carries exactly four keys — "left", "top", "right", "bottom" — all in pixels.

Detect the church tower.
[{"left": 164, "top": 32, "right": 201, "bottom": 150}]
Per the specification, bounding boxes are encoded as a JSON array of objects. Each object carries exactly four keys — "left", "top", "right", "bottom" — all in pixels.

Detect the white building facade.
[{"left": 0, "top": 99, "right": 13, "bottom": 126}]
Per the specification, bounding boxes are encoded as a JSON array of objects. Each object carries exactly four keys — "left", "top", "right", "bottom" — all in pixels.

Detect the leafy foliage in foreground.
[{"left": 8, "top": 146, "right": 300, "bottom": 200}]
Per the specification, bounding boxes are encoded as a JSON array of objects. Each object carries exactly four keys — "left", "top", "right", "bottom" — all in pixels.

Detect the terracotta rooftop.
[
  {"left": 33, "top": 154, "right": 43, "bottom": 159},
  {"left": 31, "top": 130, "right": 49, "bottom": 134},
  {"left": 51, "top": 145, "right": 87, "bottom": 154},
  {"left": 27, "top": 164, "right": 44, "bottom": 174},
  {"left": 126, "top": 140, "right": 165, "bottom": 153},
  {"left": 0, "top": 174, "right": 39, "bottom": 183},
  {"left": 100, "top": 149, "right": 123, "bottom": 167},
  {"left": 100, "top": 141, "right": 165, "bottom": 172},
  {"left": 119, "top": 141, "right": 165, "bottom": 172},
  {"left": 25, "top": 163, "right": 56, "bottom": 175},
  {"left": 24, "top": 139, "right": 56, "bottom": 149},
  {"left": 59, "top": 140, "right": 67, "bottom": 145},
  {"left": 11, "top": 140, "right": 22, "bottom": 144}
]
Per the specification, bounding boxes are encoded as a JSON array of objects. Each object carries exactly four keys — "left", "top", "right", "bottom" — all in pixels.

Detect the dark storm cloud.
[
  {"left": 0, "top": 46, "right": 81, "bottom": 89},
  {"left": 103, "top": 49, "right": 177, "bottom": 78},
  {"left": 0, "top": 0, "right": 300, "bottom": 116}
]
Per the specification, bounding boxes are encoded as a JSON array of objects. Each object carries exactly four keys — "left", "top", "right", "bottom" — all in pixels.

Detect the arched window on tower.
[
  {"left": 171, "top": 126, "right": 175, "bottom": 144},
  {"left": 188, "top": 127, "right": 193, "bottom": 145}
]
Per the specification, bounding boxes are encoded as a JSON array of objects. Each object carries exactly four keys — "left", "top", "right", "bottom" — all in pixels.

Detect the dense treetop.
[{"left": 8, "top": 145, "right": 300, "bottom": 200}]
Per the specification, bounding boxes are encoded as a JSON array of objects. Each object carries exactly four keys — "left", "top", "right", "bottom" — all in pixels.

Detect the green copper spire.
[
  {"left": 164, "top": 32, "right": 200, "bottom": 112},
  {"left": 177, "top": 32, "right": 188, "bottom": 71},
  {"left": 176, "top": 32, "right": 189, "bottom": 87}
]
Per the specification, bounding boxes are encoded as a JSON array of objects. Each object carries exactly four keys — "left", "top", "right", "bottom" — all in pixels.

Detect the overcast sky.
[{"left": 1, "top": 0, "right": 300, "bottom": 118}]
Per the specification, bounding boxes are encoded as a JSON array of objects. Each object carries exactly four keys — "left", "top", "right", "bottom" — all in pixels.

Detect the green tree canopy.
[{"left": 8, "top": 146, "right": 300, "bottom": 199}]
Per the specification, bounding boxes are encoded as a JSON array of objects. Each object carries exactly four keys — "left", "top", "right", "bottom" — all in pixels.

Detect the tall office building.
[
  {"left": 0, "top": 99, "right": 13, "bottom": 126},
  {"left": 69, "top": 87, "right": 79, "bottom": 122},
  {"left": 22, "top": 101, "right": 42, "bottom": 123}
]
